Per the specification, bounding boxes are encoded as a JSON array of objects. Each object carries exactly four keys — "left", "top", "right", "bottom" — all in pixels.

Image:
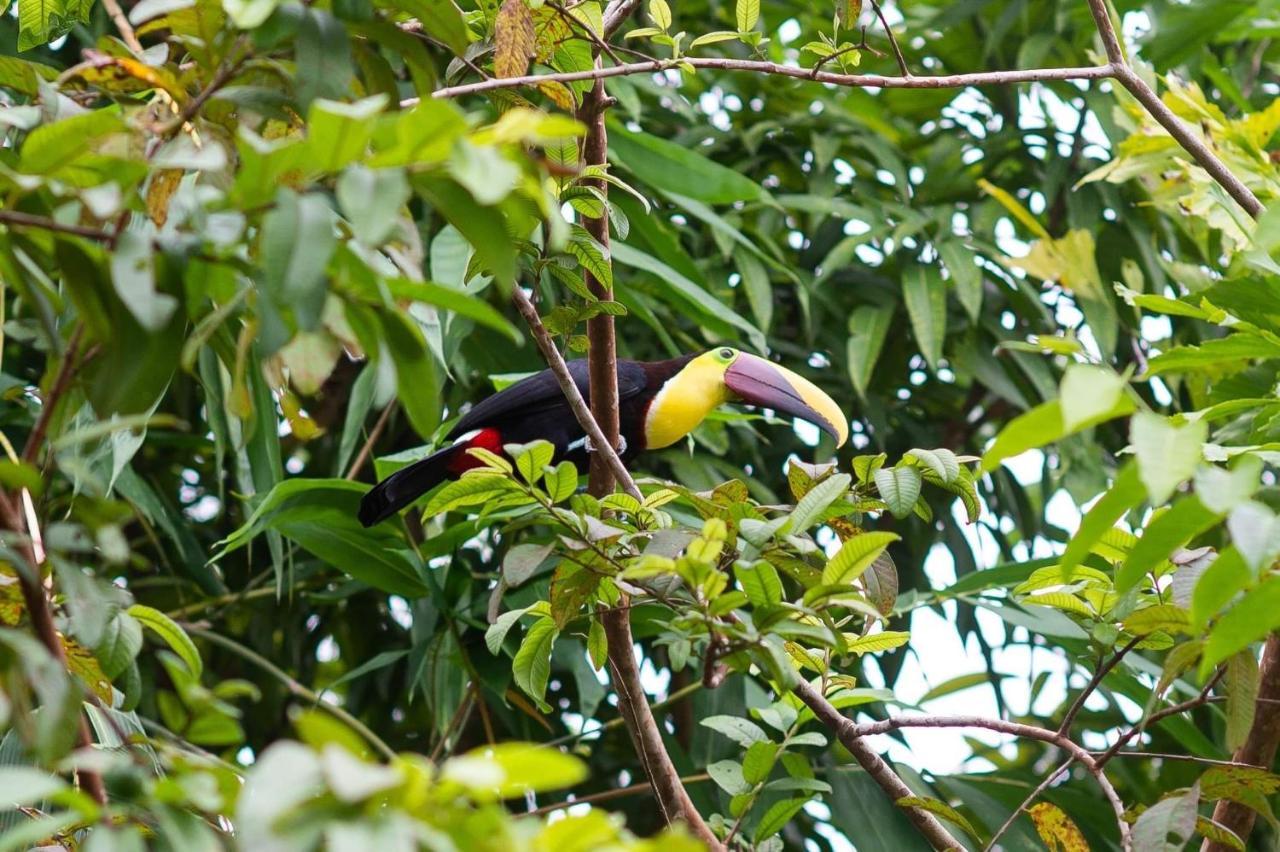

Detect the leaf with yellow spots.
[
  {"left": 63, "top": 638, "right": 114, "bottom": 703},
  {"left": 538, "top": 81, "right": 577, "bottom": 111},
  {"left": 0, "top": 565, "right": 23, "bottom": 627},
  {"left": 61, "top": 54, "right": 188, "bottom": 102},
  {"left": 147, "top": 169, "right": 184, "bottom": 226},
  {"left": 495, "top": 0, "right": 536, "bottom": 79},
  {"left": 1029, "top": 802, "right": 1090, "bottom": 852}
]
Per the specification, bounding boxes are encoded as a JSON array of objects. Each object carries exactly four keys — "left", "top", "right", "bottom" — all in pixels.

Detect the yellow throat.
[{"left": 642, "top": 351, "right": 731, "bottom": 449}]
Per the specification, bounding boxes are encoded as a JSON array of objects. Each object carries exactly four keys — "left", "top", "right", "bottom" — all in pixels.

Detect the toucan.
[{"left": 357, "top": 347, "right": 848, "bottom": 527}]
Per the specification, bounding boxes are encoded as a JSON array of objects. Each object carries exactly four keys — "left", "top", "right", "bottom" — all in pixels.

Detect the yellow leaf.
[
  {"left": 146, "top": 169, "right": 184, "bottom": 226},
  {"left": 495, "top": 0, "right": 536, "bottom": 79},
  {"left": 63, "top": 638, "right": 113, "bottom": 703},
  {"left": 1029, "top": 802, "right": 1090, "bottom": 852}
]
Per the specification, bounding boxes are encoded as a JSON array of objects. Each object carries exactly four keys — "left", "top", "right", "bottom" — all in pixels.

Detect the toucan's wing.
[{"left": 447, "top": 360, "right": 648, "bottom": 439}]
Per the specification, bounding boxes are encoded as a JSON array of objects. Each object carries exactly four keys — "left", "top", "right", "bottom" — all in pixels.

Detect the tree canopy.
[{"left": 2, "top": 0, "right": 1280, "bottom": 849}]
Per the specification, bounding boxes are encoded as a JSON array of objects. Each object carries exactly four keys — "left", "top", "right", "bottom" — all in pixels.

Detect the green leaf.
[
  {"left": 0, "top": 767, "right": 67, "bottom": 809},
  {"left": 1116, "top": 496, "right": 1219, "bottom": 593},
  {"left": 647, "top": 0, "right": 670, "bottom": 29},
  {"left": 567, "top": 225, "right": 612, "bottom": 290},
  {"left": 735, "top": 0, "right": 759, "bottom": 31},
  {"left": 387, "top": 0, "right": 470, "bottom": 54},
  {"left": 612, "top": 243, "right": 765, "bottom": 351},
  {"left": 1195, "top": 456, "right": 1263, "bottom": 515},
  {"left": 504, "top": 543, "right": 553, "bottom": 588},
  {"left": 1228, "top": 501, "right": 1280, "bottom": 570},
  {"left": 845, "top": 631, "right": 910, "bottom": 654},
  {"left": 1204, "top": 576, "right": 1280, "bottom": 676},
  {"left": 846, "top": 305, "right": 893, "bottom": 398},
  {"left": 902, "top": 265, "right": 946, "bottom": 370},
  {"left": 1226, "top": 650, "right": 1259, "bottom": 752},
  {"left": 742, "top": 740, "right": 778, "bottom": 784},
  {"left": 734, "top": 247, "right": 772, "bottom": 332},
  {"left": 897, "top": 796, "right": 981, "bottom": 842},
  {"left": 1133, "top": 784, "right": 1199, "bottom": 852},
  {"left": 920, "top": 672, "right": 994, "bottom": 703},
  {"left": 905, "top": 448, "right": 960, "bottom": 483},
  {"left": 1132, "top": 412, "right": 1208, "bottom": 505},
  {"left": 1060, "top": 462, "right": 1144, "bottom": 573},
  {"left": 545, "top": 461, "right": 579, "bottom": 503},
  {"left": 939, "top": 240, "right": 982, "bottom": 321},
  {"left": 787, "top": 473, "right": 852, "bottom": 533},
  {"left": 216, "top": 478, "right": 429, "bottom": 597},
  {"left": 822, "top": 532, "right": 900, "bottom": 586},
  {"left": 753, "top": 797, "right": 809, "bottom": 842},
  {"left": 512, "top": 617, "right": 558, "bottom": 711},
  {"left": 307, "top": 96, "right": 386, "bottom": 172},
  {"left": 607, "top": 121, "right": 769, "bottom": 205},
  {"left": 707, "top": 759, "right": 751, "bottom": 795},
  {"left": 690, "top": 30, "right": 740, "bottom": 47},
  {"left": 127, "top": 605, "right": 203, "bottom": 678},
  {"left": 1123, "top": 604, "right": 1191, "bottom": 635},
  {"left": 425, "top": 473, "right": 514, "bottom": 516},
  {"left": 981, "top": 395, "right": 1134, "bottom": 474},
  {"left": 701, "top": 715, "right": 768, "bottom": 748},
  {"left": 735, "top": 561, "right": 783, "bottom": 607},
  {"left": 337, "top": 165, "right": 411, "bottom": 246},
  {"left": 443, "top": 742, "right": 586, "bottom": 797},
  {"left": 377, "top": 309, "right": 443, "bottom": 439},
  {"left": 259, "top": 189, "right": 336, "bottom": 343},
  {"left": 1060, "top": 364, "right": 1127, "bottom": 432},
  {"left": 873, "top": 466, "right": 922, "bottom": 519}
]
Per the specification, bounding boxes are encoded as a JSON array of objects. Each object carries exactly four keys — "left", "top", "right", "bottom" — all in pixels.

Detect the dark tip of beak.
[{"left": 724, "top": 357, "right": 842, "bottom": 443}]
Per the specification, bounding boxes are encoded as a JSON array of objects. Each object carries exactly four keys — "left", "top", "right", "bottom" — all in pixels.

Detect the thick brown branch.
[
  {"left": 509, "top": 288, "right": 640, "bottom": 499},
  {"left": 602, "top": 0, "right": 643, "bottom": 39},
  {"left": 421, "top": 59, "right": 1115, "bottom": 101},
  {"left": 791, "top": 680, "right": 965, "bottom": 851},
  {"left": 1203, "top": 636, "right": 1280, "bottom": 852}
]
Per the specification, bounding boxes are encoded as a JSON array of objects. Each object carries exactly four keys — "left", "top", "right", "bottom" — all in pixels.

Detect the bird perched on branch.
[{"left": 358, "top": 347, "right": 848, "bottom": 527}]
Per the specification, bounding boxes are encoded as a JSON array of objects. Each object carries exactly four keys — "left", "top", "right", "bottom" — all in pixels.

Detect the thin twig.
[
  {"left": 184, "top": 624, "right": 398, "bottom": 762},
  {"left": 161, "top": 50, "right": 249, "bottom": 136},
  {"left": 868, "top": 0, "right": 910, "bottom": 76},
  {"left": 22, "top": 324, "right": 86, "bottom": 464},
  {"left": 421, "top": 59, "right": 1115, "bottom": 101},
  {"left": 1058, "top": 635, "right": 1142, "bottom": 736},
  {"left": 853, "top": 714, "right": 1130, "bottom": 849},
  {"left": 1094, "top": 666, "right": 1226, "bottom": 769},
  {"left": 509, "top": 288, "right": 641, "bottom": 499},
  {"left": 544, "top": 680, "right": 704, "bottom": 747},
  {"left": 345, "top": 402, "right": 397, "bottom": 481},
  {"left": 0, "top": 210, "right": 114, "bottom": 242},
  {"left": 527, "top": 772, "right": 712, "bottom": 816},
  {"left": 100, "top": 0, "right": 143, "bottom": 54},
  {"left": 791, "top": 680, "right": 965, "bottom": 851},
  {"left": 985, "top": 757, "right": 1074, "bottom": 851},
  {"left": 548, "top": 1, "right": 622, "bottom": 65}
]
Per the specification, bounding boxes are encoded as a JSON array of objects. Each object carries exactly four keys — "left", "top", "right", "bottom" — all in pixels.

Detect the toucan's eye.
[{"left": 718, "top": 348, "right": 734, "bottom": 360}]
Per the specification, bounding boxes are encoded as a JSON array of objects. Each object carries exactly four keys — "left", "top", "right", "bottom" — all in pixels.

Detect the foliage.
[{"left": 3, "top": 0, "right": 1280, "bottom": 849}]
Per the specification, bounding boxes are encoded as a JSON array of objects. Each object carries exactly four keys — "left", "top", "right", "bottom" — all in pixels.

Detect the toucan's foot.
[{"left": 583, "top": 434, "right": 627, "bottom": 455}]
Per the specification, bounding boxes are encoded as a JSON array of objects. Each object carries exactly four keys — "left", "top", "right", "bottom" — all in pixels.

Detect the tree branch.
[
  {"left": 509, "top": 288, "right": 640, "bottom": 499},
  {"left": 22, "top": 324, "right": 86, "bottom": 464},
  {"left": 421, "top": 59, "right": 1115, "bottom": 101},
  {"left": 1203, "top": 636, "right": 1280, "bottom": 852},
  {"left": 853, "top": 714, "right": 1131, "bottom": 850},
  {"left": 790, "top": 680, "right": 966, "bottom": 851},
  {"left": 528, "top": 772, "right": 712, "bottom": 816},
  {"left": 985, "top": 757, "right": 1074, "bottom": 852},
  {"left": 1058, "top": 635, "right": 1142, "bottom": 736},
  {"left": 101, "top": 0, "right": 143, "bottom": 54},
  {"left": 868, "top": 0, "right": 910, "bottom": 76},
  {"left": 0, "top": 210, "right": 114, "bottom": 242},
  {"left": 602, "top": 0, "right": 643, "bottom": 39}
]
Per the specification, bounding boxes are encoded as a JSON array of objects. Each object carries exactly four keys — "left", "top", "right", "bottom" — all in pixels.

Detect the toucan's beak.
[{"left": 724, "top": 354, "right": 848, "bottom": 447}]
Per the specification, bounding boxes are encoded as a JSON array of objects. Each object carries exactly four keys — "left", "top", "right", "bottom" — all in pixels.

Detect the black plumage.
[{"left": 358, "top": 355, "right": 695, "bottom": 527}]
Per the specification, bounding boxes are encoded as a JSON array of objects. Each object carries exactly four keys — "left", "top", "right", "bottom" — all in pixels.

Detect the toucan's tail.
[{"left": 358, "top": 444, "right": 463, "bottom": 527}]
